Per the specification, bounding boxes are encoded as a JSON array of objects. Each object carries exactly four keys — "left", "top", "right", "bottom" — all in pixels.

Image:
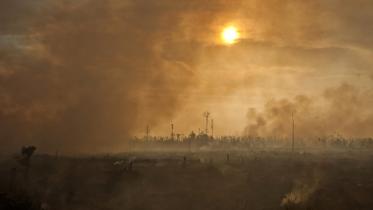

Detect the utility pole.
[
  {"left": 211, "top": 119, "right": 214, "bottom": 138},
  {"left": 171, "top": 121, "right": 174, "bottom": 140},
  {"left": 203, "top": 111, "right": 210, "bottom": 134},
  {"left": 146, "top": 125, "right": 150, "bottom": 141},
  {"left": 292, "top": 112, "right": 295, "bottom": 153}
]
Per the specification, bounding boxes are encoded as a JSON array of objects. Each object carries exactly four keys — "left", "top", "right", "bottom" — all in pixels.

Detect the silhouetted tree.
[{"left": 17, "top": 146, "right": 37, "bottom": 182}]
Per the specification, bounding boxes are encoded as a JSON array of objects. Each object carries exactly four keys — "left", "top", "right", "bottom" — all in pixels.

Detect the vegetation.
[{"left": 1, "top": 146, "right": 373, "bottom": 210}]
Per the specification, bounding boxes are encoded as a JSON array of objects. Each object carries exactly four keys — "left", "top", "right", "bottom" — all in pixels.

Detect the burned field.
[{"left": 1, "top": 151, "right": 373, "bottom": 210}]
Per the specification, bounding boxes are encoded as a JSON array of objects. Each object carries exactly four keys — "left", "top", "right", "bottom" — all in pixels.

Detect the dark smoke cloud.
[
  {"left": 0, "top": 0, "right": 236, "bottom": 153},
  {"left": 244, "top": 83, "right": 373, "bottom": 139}
]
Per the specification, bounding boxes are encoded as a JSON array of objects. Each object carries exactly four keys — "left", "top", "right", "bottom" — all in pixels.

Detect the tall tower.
[{"left": 203, "top": 112, "right": 210, "bottom": 134}]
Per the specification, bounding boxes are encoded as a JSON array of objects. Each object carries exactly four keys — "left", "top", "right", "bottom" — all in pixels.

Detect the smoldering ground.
[{"left": 3, "top": 152, "right": 373, "bottom": 210}]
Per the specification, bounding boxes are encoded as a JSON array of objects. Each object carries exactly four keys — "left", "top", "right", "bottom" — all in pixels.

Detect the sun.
[{"left": 221, "top": 26, "right": 239, "bottom": 45}]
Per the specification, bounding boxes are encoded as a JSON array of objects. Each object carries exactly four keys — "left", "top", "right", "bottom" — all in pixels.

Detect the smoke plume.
[
  {"left": 281, "top": 169, "right": 322, "bottom": 207},
  {"left": 244, "top": 83, "right": 373, "bottom": 139},
  {"left": 0, "top": 0, "right": 235, "bottom": 153}
]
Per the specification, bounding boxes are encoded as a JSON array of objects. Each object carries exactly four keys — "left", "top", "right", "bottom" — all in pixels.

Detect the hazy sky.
[{"left": 1, "top": 0, "right": 373, "bottom": 153}]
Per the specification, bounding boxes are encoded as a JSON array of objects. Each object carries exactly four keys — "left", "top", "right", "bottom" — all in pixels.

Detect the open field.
[{"left": 1, "top": 150, "right": 373, "bottom": 210}]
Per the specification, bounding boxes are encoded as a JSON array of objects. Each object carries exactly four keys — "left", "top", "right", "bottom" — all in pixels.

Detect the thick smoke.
[
  {"left": 1, "top": 0, "right": 373, "bottom": 152},
  {"left": 0, "top": 0, "right": 235, "bottom": 153},
  {"left": 244, "top": 83, "right": 373, "bottom": 139}
]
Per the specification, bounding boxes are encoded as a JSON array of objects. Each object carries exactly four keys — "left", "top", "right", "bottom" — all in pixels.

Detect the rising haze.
[{"left": 1, "top": 0, "right": 373, "bottom": 153}]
